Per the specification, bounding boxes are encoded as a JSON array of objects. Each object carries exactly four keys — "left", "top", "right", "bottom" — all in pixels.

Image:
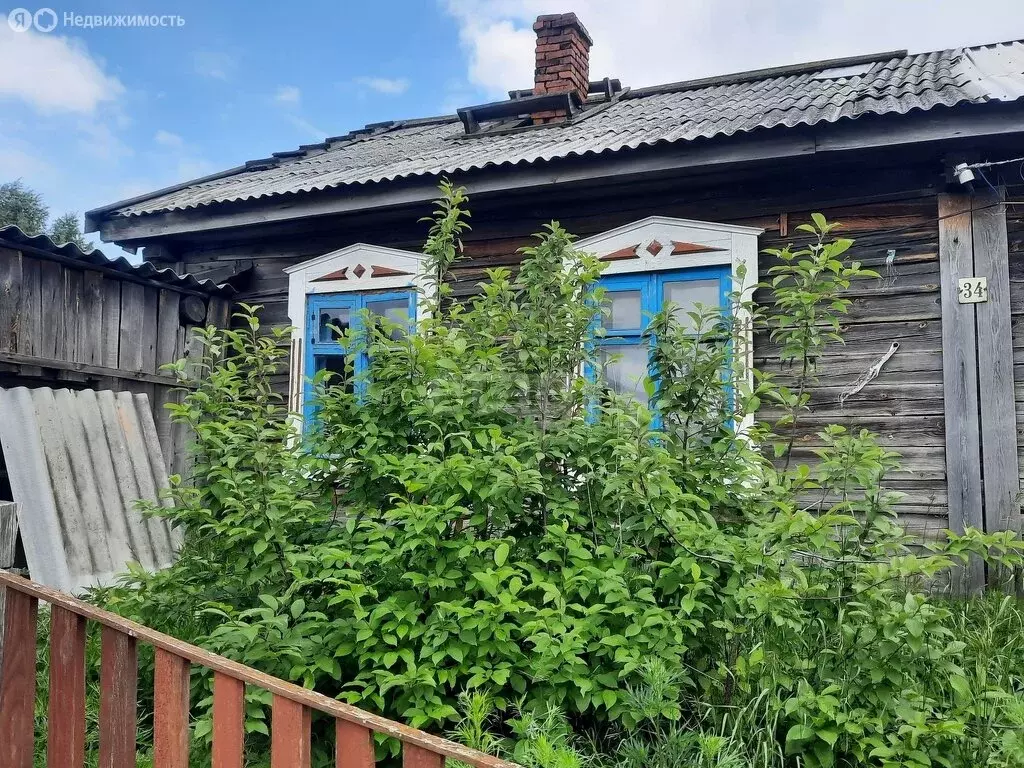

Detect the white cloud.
[
  {"left": 286, "top": 115, "right": 328, "bottom": 141},
  {"left": 275, "top": 85, "right": 301, "bottom": 105},
  {"left": 0, "top": 26, "right": 123, "bottom": 113},
  {"left": 442, "top": 0, "right": 1024, "bottom": 96},
  {"left": 354, "top": 76, "right": 411, "bottom": 95},
  {"left": 192, "top": 51, "right": 237, "bottom": 81},
  {"left": 154, "top": 129, "right": 184, "bottom": 148}
]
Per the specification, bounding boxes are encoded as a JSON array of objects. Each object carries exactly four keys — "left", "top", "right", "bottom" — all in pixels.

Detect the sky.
[{"left": 1, "top": 0, "right": 1022, "bottom": 262}]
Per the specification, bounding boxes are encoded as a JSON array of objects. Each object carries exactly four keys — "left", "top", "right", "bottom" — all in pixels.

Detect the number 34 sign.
[{"left": 957, "top": 276, "right": 988, "bottom": 304}]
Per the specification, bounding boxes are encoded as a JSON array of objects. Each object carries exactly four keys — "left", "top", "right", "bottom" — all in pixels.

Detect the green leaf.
[{"left": 494, "top": 542, "right": 509, "bottom": 567}]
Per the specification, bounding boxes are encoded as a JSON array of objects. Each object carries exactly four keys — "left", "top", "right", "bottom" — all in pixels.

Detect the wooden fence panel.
[
  {"left": 48, "top": 606, "right": 87, "bottom": 768},
  {"left": 405, "top": 743, "right": 445, "bottom": 768}
]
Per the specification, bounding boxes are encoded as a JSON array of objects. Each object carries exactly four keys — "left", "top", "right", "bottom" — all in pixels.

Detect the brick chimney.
[{"left": 531, "top": 13, "right": 593, "bottom": 123}]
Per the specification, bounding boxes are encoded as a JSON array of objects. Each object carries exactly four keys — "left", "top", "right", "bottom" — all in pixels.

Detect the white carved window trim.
[
  {"left": 285, "top": 243, "right": 429, "bottom": 420},
  {"left": 574, "top": 216, "right": 763, "bottom": 419}
]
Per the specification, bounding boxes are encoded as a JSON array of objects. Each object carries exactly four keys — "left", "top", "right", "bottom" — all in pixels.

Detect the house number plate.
[{"left": 957, "top": 276, "right": 988, "bottom": 304}]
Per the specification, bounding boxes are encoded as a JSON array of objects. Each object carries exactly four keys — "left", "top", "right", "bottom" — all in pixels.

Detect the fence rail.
[{"left": 0, "top": 570, "right": 517, "bottom": 768}]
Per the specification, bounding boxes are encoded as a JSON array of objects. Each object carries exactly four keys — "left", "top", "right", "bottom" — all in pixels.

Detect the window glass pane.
[
  {"left": 599, "top": 344, "right": 649, "bottom": 405},
  {"left": 367, "top": 298, "right": 410, "bottom": 340},
  {"left": 316, "top": 355, "right": 353, "bottom": 394},
  {"left": 602, "top": 290, "right": 642, "bottom": 330},
  {"left": 318, "top": 307, "right": 351, "bottom": 343},
  {"left": 663, "top": 279, "right": 721, "bottom": 332}
]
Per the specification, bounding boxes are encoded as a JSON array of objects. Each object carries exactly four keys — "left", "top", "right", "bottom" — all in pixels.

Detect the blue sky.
[{"left": 1, "top": 0, "right": 1022, "bottom": 261}]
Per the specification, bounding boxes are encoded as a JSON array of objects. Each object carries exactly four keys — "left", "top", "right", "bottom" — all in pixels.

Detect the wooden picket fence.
[{"left": 0, "top": 571, "right": 516, "bottom": 768}]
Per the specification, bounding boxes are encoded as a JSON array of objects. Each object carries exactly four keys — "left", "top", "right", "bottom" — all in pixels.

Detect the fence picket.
[
  {"left": 213, "top": 672, "right": 245, "bottom": 768},
  {"left": 272, "top": 694, "right": 311, "bottom": 768},
  {"left": 0, "top": 588, "right": 37, "bottom": 768},
  {"left": 99, "top": 626, "right": 138, "bottom": 768},
  {"left": 337, "top": 718, "right": 376, "bottom": 767},
  {"left": 405, "top": 743, "right": 446, "bottom": 768},
  {"left": 47, "top": 606, "right": 87, "bottom": 768},
  {"left": 154, "top": 648, "right": 191, "bottom": 768}
]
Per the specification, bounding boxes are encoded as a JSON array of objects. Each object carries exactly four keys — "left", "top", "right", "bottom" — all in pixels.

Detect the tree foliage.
[
  {"left": 0, "top": 179, "right": 92, "bottom": 250},
  {"left": 103, "top": 182, "right": 1024, "bottom": 767}
]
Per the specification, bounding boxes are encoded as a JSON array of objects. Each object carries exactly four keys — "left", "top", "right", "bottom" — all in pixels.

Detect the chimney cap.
[{"left": 532, "top": 12, "right": 594, "bottom": 47}]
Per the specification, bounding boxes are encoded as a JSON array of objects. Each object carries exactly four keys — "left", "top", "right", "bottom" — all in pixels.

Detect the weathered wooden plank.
[
  {"left": 15, "top": 256, "right": 41, "bottom": 356},
  {"left": 62, "top": 268, "right": 83, "bottom": 362},
  {"left": 212, "top": 673, "right": 245, "bottom": 768},
  {"left": 337, "top": 719, "right": 376, "bottom": 767},
  {"left": 156, "top": 290, "right": 181, "bottom": 368},
  {"left": 0, "top": 350, "right": 187, "bottom": 387},
  {"left": 0, "top": 248, "right": 22, "bottom": 352},
  {"left": 272, "top": 695, "right": 311, "bottom": 768},
  {"left": 100, "top": 278, "right": 121, "bottom": 367},
  {"left": 973, "top": 189, "right": 1020, "bottom": 535},
  {"left": 154, "top": 648, "right": 191, "bottom": 768},
  {"left": 47, "top": 606, "right": 87, "bottom": 768},
  {"left": 938, "top": 193, "right": 984, "bottom": 592},
  {"left": 118, "top": 281, "right": 145, "bottom": 372},
  {"left": 141, "top": 286, "right": 160, "bottom": 373},
  {"left": 38, "top": 259, "right": 64, "bottom": 359},
  {"left": 99, "top": 626, "right": 138, "bottom": 768},
  {"left": 404, "top": 744, "right": 444, "bottom": 768},
  {"left": 0, "top": 502, "right": 18, "bottom": 665},
  {"left": 79, "top": 270, "right": 105, "bottom": 365},
  {"left": 0, "top": 588, "right": 37, "bottom": 768}
]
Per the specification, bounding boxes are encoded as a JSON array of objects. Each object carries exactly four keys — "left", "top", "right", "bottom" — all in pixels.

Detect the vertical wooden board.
[
  {"left": 38, "top": 259, "right": 64, "bottom": 359},
  {"left": 154, "top": 649, "right": 190, "bottom": 768},
  {"left": 141, "top": 286, "right": 160, "bottom": 373},
  {"left": 118, "top": 282, "right": 145, "bottom": 372},
  {"left": 938, "top": 193, "right": 985, "bottom": 593},
  {"left": 212, "top": 673, "right": 245, "bottom": 768},
  {"left": 99, "top": 626, "right": 138, "bottom": 768},
  {"left": 974, "top": 189, "right": 1020, "bottom": 534},
  {"left": 79, "top": 270, "right": 105, "bottom": 365},
  {"left": 0, "top": 247, "right": 22, "bottom": 352},
  {"left": 272, "top": 695, "right": 311, "bottom": 768},
  {"left": 47, "top": 606, "right": 87, "bottom": 768},
  {"left": 0, "top": 503, "right": 16, "bottom": 654},
  {"left": 16, "top": 256, "right": 41, "bottom": 356},
  {"left": 101, "top": 279, "right": 121, "bottom": 368},
  {"left": 0, "top": 589, "right": 38, "bottom": 768},
  {"left": 208, "top": 296, "right": 231, "bottom": 329},
  {"left": 156, "top": 290, "right": 181, "bottom": 368},
  {"left": 403, "top": 744, "right": 444, "bottom": 768},
  {"left": 336, "top": 719, "right": 376, "bottom": 767},
  {"left": 63, "top": 268, "right": 83, "bottom": 362}
]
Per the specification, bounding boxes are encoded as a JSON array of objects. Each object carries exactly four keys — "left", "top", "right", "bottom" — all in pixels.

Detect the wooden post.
[
  {"left": 972, "top": 189, "right": 1020, "bottom": 537},
  {"left": 0, "top": 501, "right": 18, "bottom": 665},
  {"left": 405, "top": 743, "right": 445, "bottom": 768},
  {"left": 938, "top": 193, "right": 986, "bottom": 593}
]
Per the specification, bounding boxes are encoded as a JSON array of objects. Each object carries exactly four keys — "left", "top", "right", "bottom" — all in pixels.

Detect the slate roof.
[
  {"left": 0, "top": 225, "right": 231, "bottom": 293},
  {"left": 94, "top": 41, "right": 1024, "bottom": 220}
]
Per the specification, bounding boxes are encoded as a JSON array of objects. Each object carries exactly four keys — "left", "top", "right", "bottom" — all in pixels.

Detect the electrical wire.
[{"left": 965, "top": 156, "right": 1024, "bottom": 170}]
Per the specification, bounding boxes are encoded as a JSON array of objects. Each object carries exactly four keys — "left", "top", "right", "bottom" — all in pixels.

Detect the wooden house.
[{"left": 85, "top": 15, "right": 1024, "bottom": 559}]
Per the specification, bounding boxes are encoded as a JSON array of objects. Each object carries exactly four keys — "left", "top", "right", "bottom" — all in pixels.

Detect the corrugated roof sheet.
[
  {"left": 0, "top": 225, "right": 231, "bottom": 294},
  {"left": 99, "top": 41, "right": 1024, "bottom": 219},
  {"left": 0, "top": 387, "right": 181, "bottom": 593}
]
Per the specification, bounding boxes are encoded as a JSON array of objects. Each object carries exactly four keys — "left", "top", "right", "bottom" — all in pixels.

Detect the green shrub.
[{"left": 99, "top": 183, "right": 1024, "bottom": 767}]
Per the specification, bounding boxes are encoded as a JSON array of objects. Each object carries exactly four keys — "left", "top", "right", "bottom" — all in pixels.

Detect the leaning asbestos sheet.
[{"left": 0, "top": 387, "right": 181, "bottom": 593}]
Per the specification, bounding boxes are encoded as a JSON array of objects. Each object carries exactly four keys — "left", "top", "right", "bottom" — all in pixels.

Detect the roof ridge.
[{"left": 625, "top": 49, "right": 909, "bottom": 98}]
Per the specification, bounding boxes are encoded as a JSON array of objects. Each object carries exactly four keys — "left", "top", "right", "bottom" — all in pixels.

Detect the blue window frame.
[
  {"left": 304, "top": 290, "right": 416, "bottom": 423},
  {"left": 593, "top": 265, "right": 731, "bottom": 406}
]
